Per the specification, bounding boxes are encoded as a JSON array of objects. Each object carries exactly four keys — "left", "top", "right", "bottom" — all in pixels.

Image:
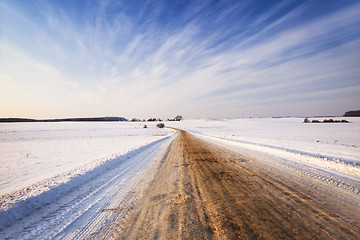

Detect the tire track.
[
  {"left": 110, "top": 130, "right": 360, "bottom": 239},
  {"left": 1, "top": 135, "right": 175, "bottom": 239}
]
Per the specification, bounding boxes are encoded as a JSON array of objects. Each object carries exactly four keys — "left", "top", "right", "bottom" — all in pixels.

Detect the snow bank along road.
[
  {"left": 101, "top": 130, "right": 359, "bottom": 239},
  {"left": 1, "top": 127, "right": 359, "bottom": 239},
  {"left": 0, "top": 134, "right": 176, "bottom": 239}
]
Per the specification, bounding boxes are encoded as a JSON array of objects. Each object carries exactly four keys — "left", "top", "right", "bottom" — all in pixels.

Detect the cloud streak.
[{"left": 1, "top": 0, "right": 359, "bottom": 118}]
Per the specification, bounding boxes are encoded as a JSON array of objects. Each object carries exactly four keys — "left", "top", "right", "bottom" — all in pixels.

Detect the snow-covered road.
[
  {"left": 1, "top": 118, "right": 359, "bottom": 238},
  {"left": 0, "top": 133, "right": 176, "bottom": 239}
]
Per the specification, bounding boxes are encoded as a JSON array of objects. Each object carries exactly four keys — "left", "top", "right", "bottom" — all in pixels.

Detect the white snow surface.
[
  {"left": 0, "top": 122, "right": 175, "bottom": 238},
  {"left": 0, "top": 122, "right": 172, "bottom": 196},
  {"left": 1, "top": 118, "right": 359, "bottom": 238}
]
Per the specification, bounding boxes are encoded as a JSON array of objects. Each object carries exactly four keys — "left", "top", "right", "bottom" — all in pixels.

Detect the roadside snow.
[
  {"left": 0, "top": 122, "right": 175, "bottom": 238},
  {"left": 0, "top": 122, "right": 173, "bottom": 196}
]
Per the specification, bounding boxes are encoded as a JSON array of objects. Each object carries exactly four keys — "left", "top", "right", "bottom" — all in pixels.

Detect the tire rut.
[{"left": 105, "top": 130, "right": 360, "bottom": 239}]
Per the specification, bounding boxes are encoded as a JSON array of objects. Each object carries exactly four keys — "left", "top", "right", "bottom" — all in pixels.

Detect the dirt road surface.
[{"left": 100, "top": 130, "right": 360, "bottom": 239}]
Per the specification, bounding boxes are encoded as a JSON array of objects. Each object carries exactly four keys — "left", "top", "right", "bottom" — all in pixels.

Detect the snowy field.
[
  {"left": 1, "top": 118, "right": 359, "bottom": 238},
  {"left": 0, "top": 122, "right": 175, "bottom": 238},
  {"left": 0, "top": 122, "right": 172, "bottom": 196},
  {"left": 167, "top": 117, "right": 360, "bottom": 194}
]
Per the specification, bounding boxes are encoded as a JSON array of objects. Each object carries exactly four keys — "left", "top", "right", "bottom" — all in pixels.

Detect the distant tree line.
[
  {"left": 0, "top": 118, "right": 37, "bottom": 123},
  {"left": 0, "top": 117, "right": 127, "bottom": 123},
  {"left": 344, "top": 110, "right": 360, "bottom": 117},
  {"left": 1, "top": 115, "right": 184, "bottom": 123},
  {"left": 303, "top": 118, "right": 349, "bottom": 123},
  {"left": 167, "top": 115, "right": 183, "bottom": 121},
  {"left": 131, "top": 115, "right": 183, "bottom": 122},
  {"left": 131, "top": 118, "right": 162, "bottom": 122}
]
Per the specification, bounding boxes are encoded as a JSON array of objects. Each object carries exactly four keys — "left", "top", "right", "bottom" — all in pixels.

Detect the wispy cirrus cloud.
[{"left": 1, "top": 0, "right": 359, "bottom": 118}]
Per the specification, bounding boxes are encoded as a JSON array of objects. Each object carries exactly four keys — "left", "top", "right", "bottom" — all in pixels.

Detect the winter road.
[
  {"left": 2, "top": 130, "right": 359, "bottom": 239},
  {"left": 102, "top": 130, "right": 360, "bottom": 239}
]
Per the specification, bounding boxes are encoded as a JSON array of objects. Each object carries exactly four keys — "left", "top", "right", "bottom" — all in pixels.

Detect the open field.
[
  {"left": 0, "top": 118, "right": 359, "bottom": 239},
  {"left": 0, "top": 122, "right": 172, "bottom": 195}
]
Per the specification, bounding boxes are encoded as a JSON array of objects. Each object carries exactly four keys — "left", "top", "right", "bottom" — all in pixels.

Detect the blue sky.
[{"left": 1, "top": 0, "right": 359, "bottom": 119}]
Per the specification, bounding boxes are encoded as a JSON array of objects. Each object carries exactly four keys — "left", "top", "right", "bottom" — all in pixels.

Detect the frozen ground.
[
  {"left": 0, "top": 122, "right": 172, "bottom": 195},
  {"left": 167, "top": 117, "right": 360, "bottom": 194},
  {"left": 0, "top": 122, "right": 175, "bottom": 238},
  {"left": 1, "top": 118, "right": 359, "bottom": 238}
]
